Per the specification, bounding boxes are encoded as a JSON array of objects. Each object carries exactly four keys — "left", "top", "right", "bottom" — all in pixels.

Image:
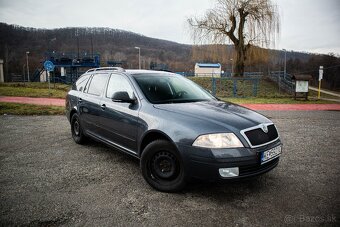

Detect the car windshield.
[{"left": 133, "top": 73, "right": 216, "bottom": 104}]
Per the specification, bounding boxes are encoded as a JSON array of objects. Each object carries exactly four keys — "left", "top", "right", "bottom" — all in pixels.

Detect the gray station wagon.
[{"left": 66, "top": 67, "right": 282, "bottom": 192}]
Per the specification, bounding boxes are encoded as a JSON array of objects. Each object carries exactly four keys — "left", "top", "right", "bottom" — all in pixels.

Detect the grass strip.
[{"left": 0, "top": 102, "right": 65, "bottom": 115}]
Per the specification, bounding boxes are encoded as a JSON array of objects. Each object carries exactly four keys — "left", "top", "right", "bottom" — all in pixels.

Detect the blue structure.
[
  {"left": 47, "top": 52, "right": 100, "bottom": 68},
  {"left": 150, "top": 62, "right": 169, "bottom": 71},
  {"left": 32, "top": 52, "right": 101, "bottom": 83},
  {"left": 107, "top": 60, "right": 126, "bottom": 68}
]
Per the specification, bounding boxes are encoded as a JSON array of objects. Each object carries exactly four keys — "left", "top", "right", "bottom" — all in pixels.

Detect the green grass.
[
  {"left": 0, "top": 81, "right": 338, "bottom": 107},
  {"left": 189, "top": 77, "right": 338, "bottom": 103},
  {"left": 308, "top": 89, "right": 339, "bottom": 100},
  {"left": 0, "top": 82, "right": 70, "bottom": 98},
  {"left": 0, "top": 102, "right": 65, "bottom": 115},
  {"left": 0, "top": 82, "right": 71, "bottom": 90}
]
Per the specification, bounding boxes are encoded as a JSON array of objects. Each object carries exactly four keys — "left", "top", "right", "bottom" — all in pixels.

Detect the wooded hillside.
[{"left": 0, "top": 23, "right": 339, "bottom": 89}]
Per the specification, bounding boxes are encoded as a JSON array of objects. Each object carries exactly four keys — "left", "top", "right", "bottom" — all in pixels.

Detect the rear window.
[
  {"left": 87, "top": 73, "right": 109, "bottom": 96},
  {"left": 73, "top": 74, "right": 91, "bottom": 92}
]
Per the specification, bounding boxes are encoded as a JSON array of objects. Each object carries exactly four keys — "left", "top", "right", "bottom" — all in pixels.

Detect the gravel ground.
[{"left": 0, "top": 111, "right": 339, "bottom": 226}]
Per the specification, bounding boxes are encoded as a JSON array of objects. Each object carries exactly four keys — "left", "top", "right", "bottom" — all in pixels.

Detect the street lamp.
[
  {"left": 22, "top": 64, "right": 26, "bottom": 84},
  {"left": 135, "top": 47, "right": 141, "bottom": 69},
  {"left": 26, "top": 51, "right": 30, "bottom": 82},
  {"left": 230, "top": 58, "right": 233, "bottom": 77}
]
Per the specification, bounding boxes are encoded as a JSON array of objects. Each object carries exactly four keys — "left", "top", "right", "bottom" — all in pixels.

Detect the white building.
[{"left": 194, "top": 63, "right": 221, "bottom": 77}]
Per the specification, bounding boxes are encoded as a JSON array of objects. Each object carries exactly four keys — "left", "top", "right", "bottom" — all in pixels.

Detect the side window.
[
  {"left": 87, "top": 73, "right": 109, "bottom": 96},
  {"left": 75, "top": 74, "right": 90, "bottom": 92},
  {"left": 106, "top": 74, "right": 134, "bottom": 99}
]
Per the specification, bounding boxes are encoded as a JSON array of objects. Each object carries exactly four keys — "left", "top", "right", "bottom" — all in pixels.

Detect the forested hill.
[{"left": 0, "top": 22, "right": 192, "bottom": 73}]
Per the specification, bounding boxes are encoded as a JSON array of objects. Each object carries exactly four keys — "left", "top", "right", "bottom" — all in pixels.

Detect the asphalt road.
[{"left": 0, "top": 111, "right": 339, "bottom": 226}]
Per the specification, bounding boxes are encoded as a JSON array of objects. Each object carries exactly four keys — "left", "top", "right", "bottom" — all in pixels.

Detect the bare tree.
[{"left": 188, "top": 0, "right": 280, "bottom": 76}]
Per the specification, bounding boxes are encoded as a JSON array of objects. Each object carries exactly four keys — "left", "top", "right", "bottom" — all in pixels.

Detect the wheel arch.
[
  {"left": 69, "top": 108, "right": 78, "bottom": 123},
  {"left": 139, "top": 130, "right": 176, "bottom": 157}
]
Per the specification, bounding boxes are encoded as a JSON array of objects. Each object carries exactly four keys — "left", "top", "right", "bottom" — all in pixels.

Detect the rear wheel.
[
  {"left": 71, "top": 113, "right": 86, "bottom": 144},
  {"left": 141, "top": 140, "right": 186, "bottom": 192}
]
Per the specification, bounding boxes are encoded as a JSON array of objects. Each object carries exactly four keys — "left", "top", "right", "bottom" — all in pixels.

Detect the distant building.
[
  {"left": 194, "top": 63, "right": 221, "bottom": 77},
  {"left": 150, "top": 62, "right": 169, "bottom": 71}
]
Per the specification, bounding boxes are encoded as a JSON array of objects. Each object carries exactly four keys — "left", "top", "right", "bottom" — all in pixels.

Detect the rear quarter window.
[{"left": 73, "top": 74, "right": 91, "bottom": 92}]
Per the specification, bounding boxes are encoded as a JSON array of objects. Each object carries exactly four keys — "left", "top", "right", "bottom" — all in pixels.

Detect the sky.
[{"left": 0, "top": 0, "right": 339, "bottom": 55}]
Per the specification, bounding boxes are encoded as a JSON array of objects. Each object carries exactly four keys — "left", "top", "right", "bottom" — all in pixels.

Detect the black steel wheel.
[
  {"left": 141, "top": 140, "right": 186, "bottom": 192},
  {"left": 71, "top": 113, "right": 86, "bottom": 144}
]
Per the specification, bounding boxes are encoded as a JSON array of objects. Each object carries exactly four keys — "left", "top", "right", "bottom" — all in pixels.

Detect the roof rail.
[{"left": 86, "top": 67, "right": 125, "bottom": 73}]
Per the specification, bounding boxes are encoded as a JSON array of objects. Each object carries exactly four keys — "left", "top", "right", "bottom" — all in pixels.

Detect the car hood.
[{"left": 154, "top": 101, "right": 272, "bottom": 132}]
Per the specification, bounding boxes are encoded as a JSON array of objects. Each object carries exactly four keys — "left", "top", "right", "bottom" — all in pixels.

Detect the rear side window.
[
  {"left": 87, "top": 73, "right": 109, "bottom": 96},
  {"left": 74, "top": 74, "right": 91, "bottom": 92}
]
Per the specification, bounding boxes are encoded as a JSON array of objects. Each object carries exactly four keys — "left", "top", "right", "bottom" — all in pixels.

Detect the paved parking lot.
[{"left": 0, "top": 111, "right": 339, "bottom": 226}]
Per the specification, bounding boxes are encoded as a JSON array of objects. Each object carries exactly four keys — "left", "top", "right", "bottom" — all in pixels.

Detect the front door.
[{"left": 99, "top": 73, "right": 140, "bottom": 153}]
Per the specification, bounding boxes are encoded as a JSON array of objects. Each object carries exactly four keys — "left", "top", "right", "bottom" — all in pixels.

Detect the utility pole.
[
  {"left": 318, "top": 66, "right": 323, "bottom": 99},
  {"left": 26, "top": 51, "right": 30, "bottom": 82},
  {"left": 76, "top": 28, "right": 80, "bottom": 60},
  {"left": 283, "top": 49, "right": 287, "bottom": 79},
  {"left": 22, "top": 64, "right": 26, "bottom": 84},
  {"left": 135, "top": 47, "right": 141, "bottom": 69},
  {"left": 91, "top": 35, "right": 93, "bottom": 58}
]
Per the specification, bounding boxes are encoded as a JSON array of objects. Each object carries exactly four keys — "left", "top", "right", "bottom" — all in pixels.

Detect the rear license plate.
[{"left": 261, "top": 145, "right": 282, "bottom": 164}]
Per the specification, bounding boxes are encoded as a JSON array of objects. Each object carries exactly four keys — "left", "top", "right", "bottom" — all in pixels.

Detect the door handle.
[
  {"left": 78, "top": 98, "right": 82, "bottom": 103},
  {"left": 101, "top": 104, "right": 106, "bottom": 110}
]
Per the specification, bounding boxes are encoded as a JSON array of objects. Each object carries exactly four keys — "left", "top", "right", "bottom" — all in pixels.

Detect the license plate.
[{"left": 261, "top": 145, "right": 282, "bottom": 164}]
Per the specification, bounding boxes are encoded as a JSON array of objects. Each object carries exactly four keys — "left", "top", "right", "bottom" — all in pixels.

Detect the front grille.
[
  {"left": 243, "top": 124, "right": 278, "bottom": 147},
  {"left": 239, "top": 158, "right": 279, "bottom": 176}
]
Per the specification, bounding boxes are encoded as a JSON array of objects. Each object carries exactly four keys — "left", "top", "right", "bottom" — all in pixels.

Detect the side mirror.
[{"left": 112, "top": 91, "right": 136, "bottom": 104}]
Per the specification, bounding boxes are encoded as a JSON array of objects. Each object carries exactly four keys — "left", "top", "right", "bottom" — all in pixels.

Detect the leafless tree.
[{"left": 188, "top": 0, "right": 280, "bottom": 76}]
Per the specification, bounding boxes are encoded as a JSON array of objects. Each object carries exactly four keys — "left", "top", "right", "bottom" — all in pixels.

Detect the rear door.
[{"left": 79, "top": 73, "right": 109, "bottom": 136}]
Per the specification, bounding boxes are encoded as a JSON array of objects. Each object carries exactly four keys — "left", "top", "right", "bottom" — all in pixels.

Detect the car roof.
[
  {"left": 125, "top": 69, "right": 174, "bottom": 76},
  {"left": 83, "top": 68, "right": 176, "bottom": 77}
]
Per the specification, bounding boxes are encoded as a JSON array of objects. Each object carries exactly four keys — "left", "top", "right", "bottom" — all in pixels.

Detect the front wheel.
[
  {"left": 71, "top": 113, "right": 86, "bottom": 144},
  {"left": 141, "top": 140, "right": 186, "bottom": 192}
]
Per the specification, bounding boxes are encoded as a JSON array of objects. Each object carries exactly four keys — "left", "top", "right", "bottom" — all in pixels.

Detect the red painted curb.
[
  {"left": 241, "top": 104, "right": 340, "bottom": 111},
  {"left": 0, "top": 96, "right": 65, "bottom": 107},
  {"left": 1, "top": 96, "right": 340, "bottom": 111}
]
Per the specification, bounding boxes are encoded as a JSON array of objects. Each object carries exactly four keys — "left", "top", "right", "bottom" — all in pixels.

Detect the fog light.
[{"left": 219, "top": 167, "right": 239, "bottom": 178}]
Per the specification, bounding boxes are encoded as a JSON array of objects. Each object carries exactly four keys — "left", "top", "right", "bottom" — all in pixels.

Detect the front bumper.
[{"left": 177, "top": 140, "right": 281, "bottom": 181}]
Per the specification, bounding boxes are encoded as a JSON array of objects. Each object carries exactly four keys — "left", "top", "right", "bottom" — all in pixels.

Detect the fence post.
[
  {"left": 253, "top": 78, "right": 258, "bottom": 97},
  {"left": 212, "top": 77, "right": 216, "bottom": 96},
  {"left": 233, "top": 79, "right": 237, "bottom": 97}
]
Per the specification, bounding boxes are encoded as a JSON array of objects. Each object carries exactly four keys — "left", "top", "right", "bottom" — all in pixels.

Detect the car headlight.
[{"left": 192, "top": 133, "right": 243, "bottom": 148}]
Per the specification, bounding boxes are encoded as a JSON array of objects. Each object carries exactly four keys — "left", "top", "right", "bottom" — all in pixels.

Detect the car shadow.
[{"left": 82, "top": 139, "right": 280, "bottom": 199}]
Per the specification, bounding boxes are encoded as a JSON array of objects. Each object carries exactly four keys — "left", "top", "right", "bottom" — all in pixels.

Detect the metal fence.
[
  {"left": 188, "top": 76, "right": 261, "bottom": 97},
  {"left": 10, "top": 69, "right": 291, "bottom": 98},
  {"left": 269, "top": 71, "right": 294, "bottom": 94}
]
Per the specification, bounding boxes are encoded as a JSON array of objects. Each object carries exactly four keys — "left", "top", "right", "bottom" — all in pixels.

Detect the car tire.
[
  {"left": 141, "top": 140, "right": 186, "bottom": 192},
  {"left": 71, "top": 113, "right": 86, "bottom": 144}
]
